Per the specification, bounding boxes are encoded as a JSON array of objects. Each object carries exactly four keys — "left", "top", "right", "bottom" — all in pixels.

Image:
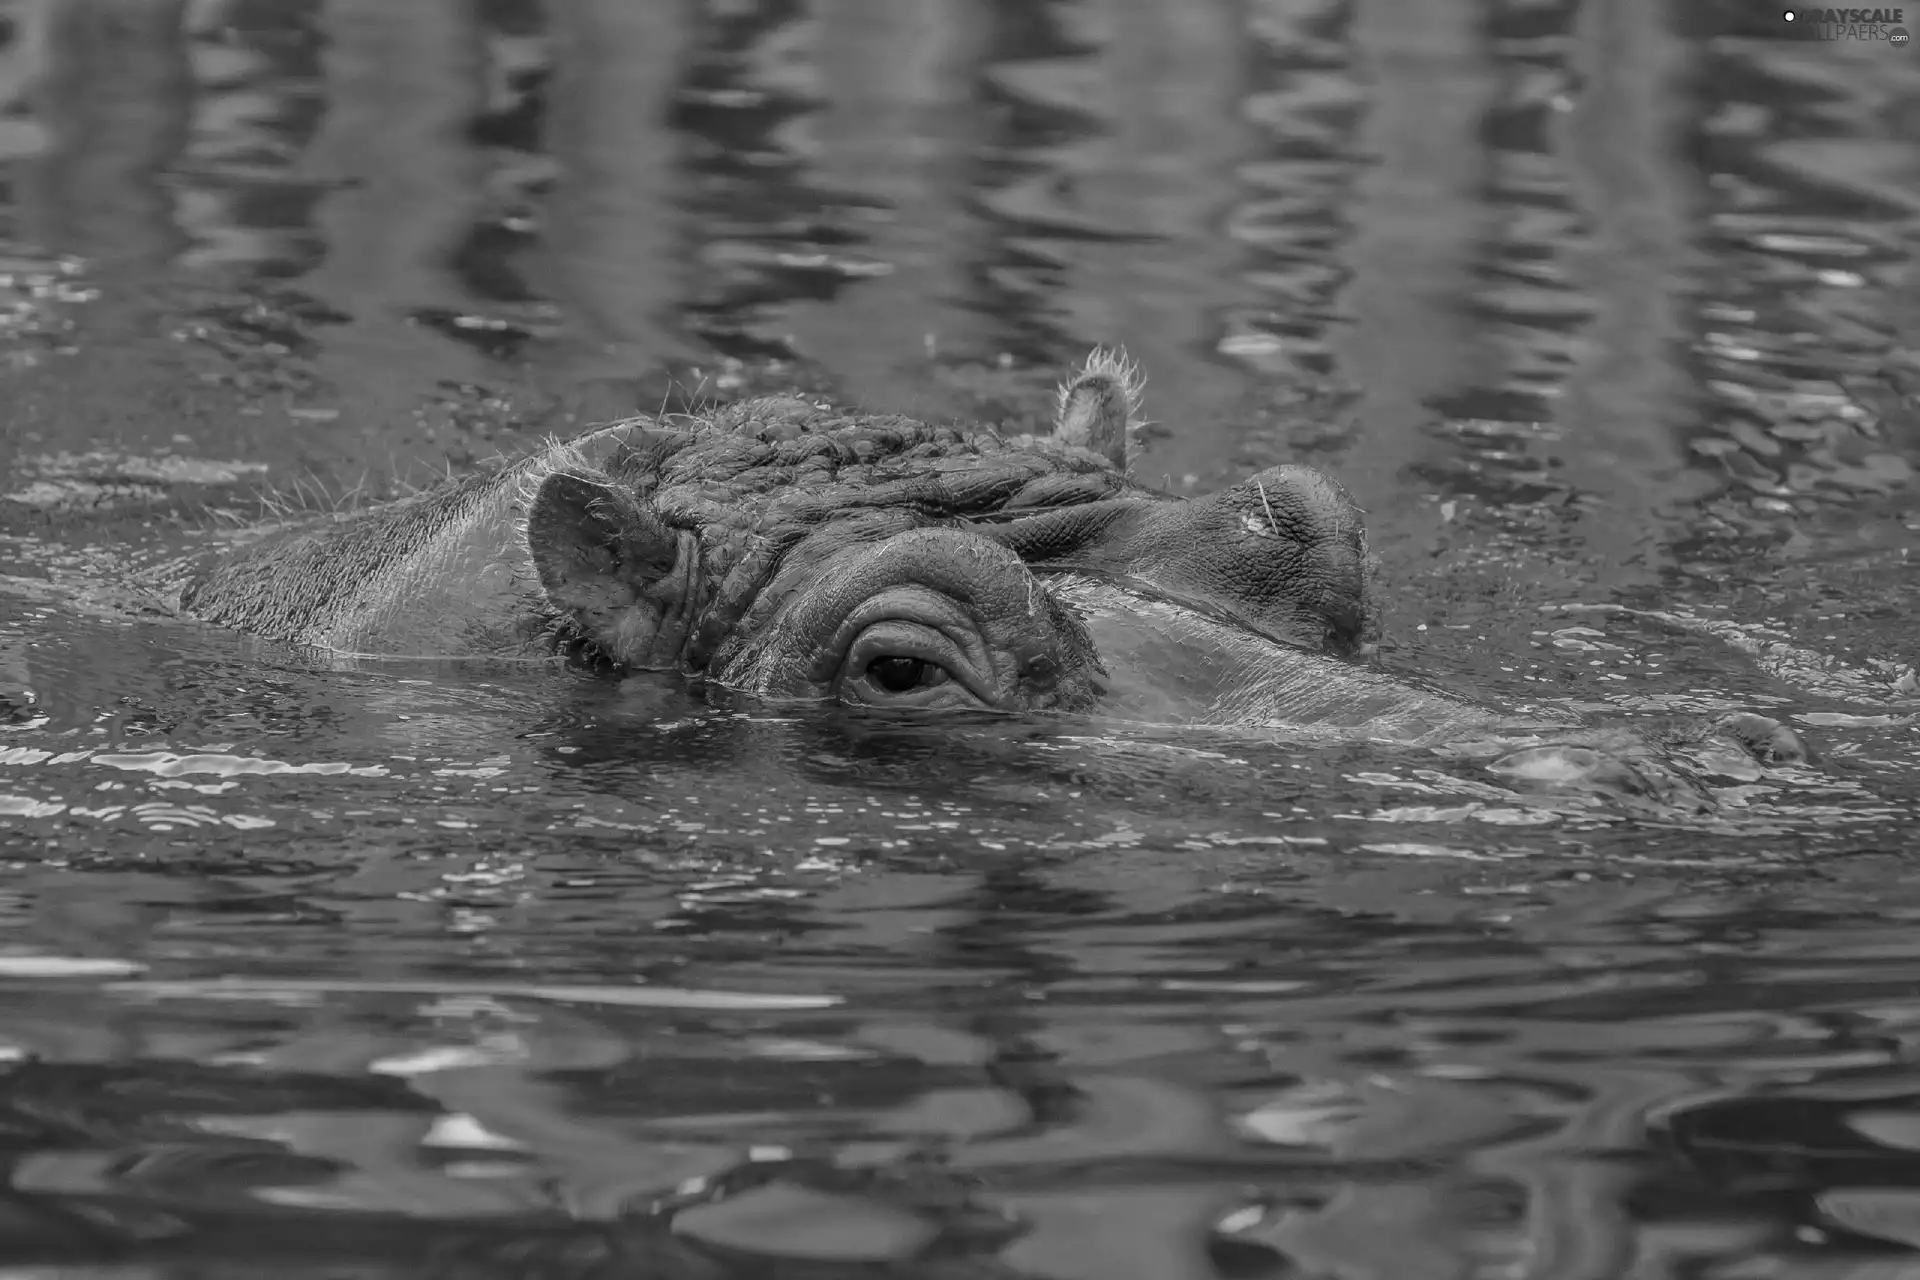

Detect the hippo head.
[{"left": 521, "top": 351, "right": 1378, "bottom": 717}]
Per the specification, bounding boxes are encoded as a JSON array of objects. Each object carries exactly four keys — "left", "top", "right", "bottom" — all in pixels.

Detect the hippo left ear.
[{"left": 525, "top": 471, "right": 683, "bottom": 664}]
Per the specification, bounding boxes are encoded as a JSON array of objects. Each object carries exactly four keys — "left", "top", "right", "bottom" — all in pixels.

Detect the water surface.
[{"left": 1, "top": 0, "right": 1919, "bottom": 1275}]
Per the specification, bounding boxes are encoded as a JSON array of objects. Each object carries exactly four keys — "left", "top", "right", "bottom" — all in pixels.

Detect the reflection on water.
[{"left": 0, "top": 0, "right": 1918, "bottom": 1274}]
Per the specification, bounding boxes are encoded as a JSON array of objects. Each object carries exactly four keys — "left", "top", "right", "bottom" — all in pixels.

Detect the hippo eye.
[
  {"left": 837, "top": 619, "right": 982, "bottom": 710},
  {"left": 865, "top": 655, "right": 951, "bottom": 693}
]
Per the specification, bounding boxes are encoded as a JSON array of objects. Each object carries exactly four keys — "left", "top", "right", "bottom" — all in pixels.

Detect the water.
[{"left": 0, "top": 0, "right": 1917, "bottom": 1274}]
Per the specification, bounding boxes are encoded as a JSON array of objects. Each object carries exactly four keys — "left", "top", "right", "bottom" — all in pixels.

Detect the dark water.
[{"left": 0, "top": 0, "right": 1918, "bottom": 1274}]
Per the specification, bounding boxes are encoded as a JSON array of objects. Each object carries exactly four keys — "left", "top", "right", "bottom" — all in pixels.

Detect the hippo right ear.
[
  {"left": 525, "top": 471, "right": 682, "bottom": 664},
  {"left": 1052, "top": 346, "right": 1143, "bottom": 470}
]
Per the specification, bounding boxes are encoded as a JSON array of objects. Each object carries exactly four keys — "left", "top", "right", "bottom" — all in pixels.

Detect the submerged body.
[
  {"left": 172, "top": 351, "right": 1805, "bottom": 780},
  {"left": 179, "top": 422, "right": 641, "bottom": 663}
]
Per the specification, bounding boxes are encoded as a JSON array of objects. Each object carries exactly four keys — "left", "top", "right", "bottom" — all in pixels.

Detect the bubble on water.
[
  {"left": 422, "top": 1114, "right": 527, "bottom": 1152},
  {"left": 0, "top": 794, "right": 64, "bottom": 818},
  {"left": 1815, "top": 1188, "right": 1920, "bottom": 1249},
  {"left": 0, "top": 955, "right": 144, "bottom": 977},
  {"left": 370, "top": 1045, "right": 516, "bottom": 1076},
  {"left": 1360, "top": 842, "right": 1516, "bottom": 861},
  {"left": 94, "top": 751, "right": 391, "bottom": 779},
  {"left": 131, "top": 802, "right": 220, "bottom": 829},
  {"left": 1370, "top": 803, "right": 1486, "bottom": 823},
  {"left": 672, "top": 1182, "right": 939, "bottom": 1263},
  {"left": 1473, "top": 807, "right": 1563, "bottom": 826},
  {"left": 2, "top": 452, "right": 273, "bottom": 510},
  {"left": 111, "top": 977, "right": 843, "bottom": 1011}
]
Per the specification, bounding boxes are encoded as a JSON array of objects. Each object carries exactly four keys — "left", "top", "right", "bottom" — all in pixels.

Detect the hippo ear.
[
  {"left": 525, "top": 471, "right": 680, "bottom": 659},
  {"left": 1052, "top": 347, "right": 1142, "bottom": 470}
]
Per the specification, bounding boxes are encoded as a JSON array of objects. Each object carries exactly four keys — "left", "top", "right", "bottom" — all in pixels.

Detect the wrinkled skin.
[{"left": 172, "top": 349, "right": 1809, "bottom": 799}]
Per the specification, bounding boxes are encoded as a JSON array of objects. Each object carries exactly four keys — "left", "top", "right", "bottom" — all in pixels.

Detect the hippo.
[{"left": 169, "top": 350, "right": 1806, "bottom": 791}]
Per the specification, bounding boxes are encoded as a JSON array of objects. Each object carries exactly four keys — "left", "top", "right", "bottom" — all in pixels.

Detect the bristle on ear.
[
  {"left": 510, "top": 439, "right": 598, "bottom": 552},
  {"left": 1057, "top": 346, "right": 1145, "bottom": 422}
]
